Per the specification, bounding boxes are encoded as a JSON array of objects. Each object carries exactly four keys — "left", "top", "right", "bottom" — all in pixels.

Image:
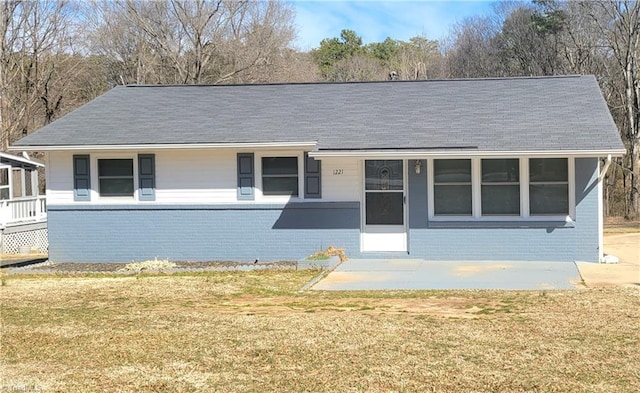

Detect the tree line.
[{"left": 1, "top": 0, "right": 638, "bottom": 218}]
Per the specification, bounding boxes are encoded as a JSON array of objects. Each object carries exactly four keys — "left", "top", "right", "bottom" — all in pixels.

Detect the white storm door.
[{"left": 362, "top": 160, "right": 407, "bottom": 252}]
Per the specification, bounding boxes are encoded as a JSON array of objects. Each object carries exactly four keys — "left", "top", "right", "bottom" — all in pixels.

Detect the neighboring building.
[
  {"left": 11, "top": 75, "right": 625, "bottom": 263},
  {"left": 0, "top": 152, "right": 47, "bottom": 254}
]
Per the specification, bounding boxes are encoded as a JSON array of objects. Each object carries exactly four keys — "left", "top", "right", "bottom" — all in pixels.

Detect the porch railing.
[{"left": 0, "top": 196, "right": 47, "bottom": 227}]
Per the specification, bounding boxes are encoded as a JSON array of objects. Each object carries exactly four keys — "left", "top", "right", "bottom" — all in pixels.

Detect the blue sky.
[{"left": 291, "top": 0, "right": 497, "bottom": 50}]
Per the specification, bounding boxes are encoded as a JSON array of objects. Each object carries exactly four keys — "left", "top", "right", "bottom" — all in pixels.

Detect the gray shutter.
[
  {"left": 138, "top": 154, "right": 155, "bottom": 201},
  {"left": 237, "top": 153, "right": 254, "bottom": 200},
  {"left": 304, "top": 153, "right": 321, "bottom": 199},
  {"left": 73, "top": 155, "right": 91, "bottom": 201}
]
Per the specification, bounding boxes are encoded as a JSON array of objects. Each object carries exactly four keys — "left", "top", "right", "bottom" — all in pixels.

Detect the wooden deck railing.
[{"left": 0, "top": 196, "right": 47, "bottom": 227}]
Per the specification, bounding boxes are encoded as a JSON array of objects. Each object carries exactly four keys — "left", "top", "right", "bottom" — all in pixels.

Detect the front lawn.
[{"left": 1, "top": 271, "right": 638, "bottom": 392}]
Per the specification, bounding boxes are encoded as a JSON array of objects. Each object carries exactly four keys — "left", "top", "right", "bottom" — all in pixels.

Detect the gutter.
[
  {"left": 0, "top": 151, "right": 45, "bottom": 167},
  {"left": 598, "top": 154, "right": 613, "bottom": 181},
  {"left": 8, "top": 141, "right": 318, "bottom": 152},
  {"left": 309, "top": 149, "right": 627, "bottom": 159}
]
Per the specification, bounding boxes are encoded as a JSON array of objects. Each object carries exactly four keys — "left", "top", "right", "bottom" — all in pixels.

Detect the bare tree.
[
  {"left": 212, "top": 0, "right": 297, "bottom": 84},
  {"left": 87, "top": 0, "right": 159, "bottom": 85},
  {"left": 390, "top": 36, "right": 442, "bottom": 80},
  {"left": 327, "top": 54, "right": 385, "bottom": 82},
  {"left": 1, "top": 0, "right": 80, "bottom": 150},
  {"left": 580, "top": 0, "right": 640, "bottom": 218},
  {"left": 445, "top": 16, "right": 502, "bottom": 78},
  {"left": 88, "top": 0, "right": 297, "bottom": 85},
  {"left": 0, "top": 0, "right": 26, "bottom": 150}
]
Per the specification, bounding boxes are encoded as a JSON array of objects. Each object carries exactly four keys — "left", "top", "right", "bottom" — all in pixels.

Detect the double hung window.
[
  {"left": 481, "top": 159, "right": 520, "bottom": 215},
  {"left": 238, "top": 153, "right": 320, "bottom": 200},
  {"left": 74, "top": 154, "right": 155, "bottom": 201},
  {"left": 431, "top": 158, "right": 571, "bottom": 219},
  {"left": 262, "top": 157, "right": 298, "bottom": 196},
  {"left": 98, "top": 159, "right": 134, "bottom": 197},
  {"left": 0, "top": 167, "right": 9, "bottom": 200},
  {"left": 529, "top": 158, "right": 568, "bottom": 215},
  {"left": 433, "top": 159, "right": 472, "bottom": 215}
]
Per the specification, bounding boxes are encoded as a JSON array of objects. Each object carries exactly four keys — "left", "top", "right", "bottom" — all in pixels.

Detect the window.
[
  {"left": 429, "top": 157, "right": 573, "bottom": 220},
  {"left": 12, "top": 168, "right": 23, "bottom": 198},
  {"left": 529, "top": 158, "right": 568, "bottom": 215},
  {"left": 433, "top": 159, "right": 472, "bottom": 215},
  {"left": 25, "top": 170, "right": 34, "bottom": 197},
  {"left": 262, "top": 157, "right": 298, "bottom": 196},
  {"left": 0, "top": 167, "right": 9, "bottom": 200},
  {"left": 481, "top": 159, "right": 520, "bottom": 215},
  {"left": 98, "top": 159, "right": 134, "bottom": 197}
]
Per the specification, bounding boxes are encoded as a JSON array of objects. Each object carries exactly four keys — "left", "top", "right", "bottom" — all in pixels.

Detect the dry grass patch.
[
  {"left": 307, "top": 246, "right": 348, "bottom": 262},
  {"left": 120, "top": 258, "right": 177, "bottom": 272},
  {"left": 1, "top": 271, "right": 639, "bottom": 392},
  {"left": 604, "top": 217, "right": 640, "bottom": 233}
]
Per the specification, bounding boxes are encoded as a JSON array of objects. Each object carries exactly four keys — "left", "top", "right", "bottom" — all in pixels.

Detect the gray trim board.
[
  {"left": 426, "top": 221, "right": 576, "bottom": 229},
  {"left": 1, "top": 222, "right": 47, "bottom": 234},
  {"left": 46, "top": 202, "right": 360, "bottom": 211}
]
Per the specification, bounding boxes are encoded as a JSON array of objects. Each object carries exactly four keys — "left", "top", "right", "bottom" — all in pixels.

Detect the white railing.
[{"left": 0, "top": 196, "right": 47, "bottom": 227}]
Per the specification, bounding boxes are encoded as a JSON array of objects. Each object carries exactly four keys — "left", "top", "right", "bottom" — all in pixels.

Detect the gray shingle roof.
[{"left": 12, "top": 75, "right": 625, "bottom": 153}]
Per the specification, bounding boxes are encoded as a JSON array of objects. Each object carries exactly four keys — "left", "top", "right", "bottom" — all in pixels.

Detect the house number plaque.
[{"left": 333, "top": 169, "right": 344, "bottom": 175}]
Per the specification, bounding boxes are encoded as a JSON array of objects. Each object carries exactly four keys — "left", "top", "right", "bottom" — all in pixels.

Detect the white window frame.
[
  {"left": 480, "top": 158, "right": 521, "bottom": 216},
  {"left": 11, "top": 168, "right": 25, "bottom": 198},
  {"left": 432, "top": 158, "right": 473, "bottom": 216},
  {"left": 428, "top": 157, "right": 575, "bottom": 222},
  {"left": 92, "top": 154, "right": 138, "bottom": 202},
  {"left": 30, "top": 168, "right": 39, "bottom": 197},
  {"left": 255, "top": 151, "right": 304, "bottom": 202},
  {"left": 527, "top": 157, "right": 572, "bottom": 217},
  {"left": 24, "top": 168, "right": 36, "bottom": 197},
  {"left": 0, "top": 165, "right": 11, "bottom": 200}
]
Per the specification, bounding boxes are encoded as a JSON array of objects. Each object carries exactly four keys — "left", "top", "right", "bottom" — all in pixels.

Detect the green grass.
[{"left": 1, "top": 271, "right": 639, "bottom": 392}]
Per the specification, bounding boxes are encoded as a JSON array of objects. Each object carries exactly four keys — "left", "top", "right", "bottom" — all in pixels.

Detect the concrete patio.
[{"left": 312, "top": 259, "right": 583, "bottom": 290}]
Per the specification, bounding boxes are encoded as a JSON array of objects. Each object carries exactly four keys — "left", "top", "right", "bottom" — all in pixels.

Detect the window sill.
[
  {"left": 97, "top": 197, "right": 137, "bottom": 203},
  {"left": 427, "top": 220, "right": 575, "bottom": 229}
]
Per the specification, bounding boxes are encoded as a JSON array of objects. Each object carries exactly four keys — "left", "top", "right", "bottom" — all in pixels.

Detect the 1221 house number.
[{"left": 333, "top": 169, "right": 344, "bottom": 175}]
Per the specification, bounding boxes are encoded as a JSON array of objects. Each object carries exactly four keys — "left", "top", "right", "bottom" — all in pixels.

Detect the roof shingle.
[{"left": 12, "top": 75, "right": 625, "bottom": 153}]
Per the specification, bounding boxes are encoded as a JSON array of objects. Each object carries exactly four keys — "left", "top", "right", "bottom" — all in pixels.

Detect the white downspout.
[{"left": 597, "top": 155, "right": 612, "bottom": 262}]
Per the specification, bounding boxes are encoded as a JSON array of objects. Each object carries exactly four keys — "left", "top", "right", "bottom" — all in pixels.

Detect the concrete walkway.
[
  {"left": 577, "top": 233, "right": 640, "bottom": 288},
  {"left": 312, "top": 259, "right": 582, "bottom": 291}
]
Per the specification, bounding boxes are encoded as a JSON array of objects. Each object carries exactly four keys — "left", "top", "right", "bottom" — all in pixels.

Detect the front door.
[{"left": 362, "top": 160, "right": 407, "bottom": 252}]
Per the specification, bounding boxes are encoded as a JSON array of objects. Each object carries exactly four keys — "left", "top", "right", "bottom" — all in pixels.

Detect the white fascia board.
[
  {"left": 9, "top": 141, "right": 318, "bottom": 152},
  {"left": 0, "top": 151, "right": 45, "bottom": 167},
  {"left": 309, "top": 149, "right": 627, "bottom": 159}
]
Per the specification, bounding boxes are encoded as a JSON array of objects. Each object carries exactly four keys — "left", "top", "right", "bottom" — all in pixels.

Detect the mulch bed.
[{"left": 6, "top": 260, "right": 297, "bottom": 274}]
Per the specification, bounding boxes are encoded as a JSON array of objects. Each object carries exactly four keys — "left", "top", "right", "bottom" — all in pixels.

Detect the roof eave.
[
  {"left": 9, "top": 141, "right": 318, "bottom": 152},
  {"left": 0, "top": 151, "right": 45, "bottom": 167},
  {"left": 308, "top": 149, "right": 627, "bottom": 158}
]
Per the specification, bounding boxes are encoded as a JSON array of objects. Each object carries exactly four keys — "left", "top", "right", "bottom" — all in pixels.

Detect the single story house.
[{"left": 11, "top": 75, "right": 625, "bottom": 263}]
